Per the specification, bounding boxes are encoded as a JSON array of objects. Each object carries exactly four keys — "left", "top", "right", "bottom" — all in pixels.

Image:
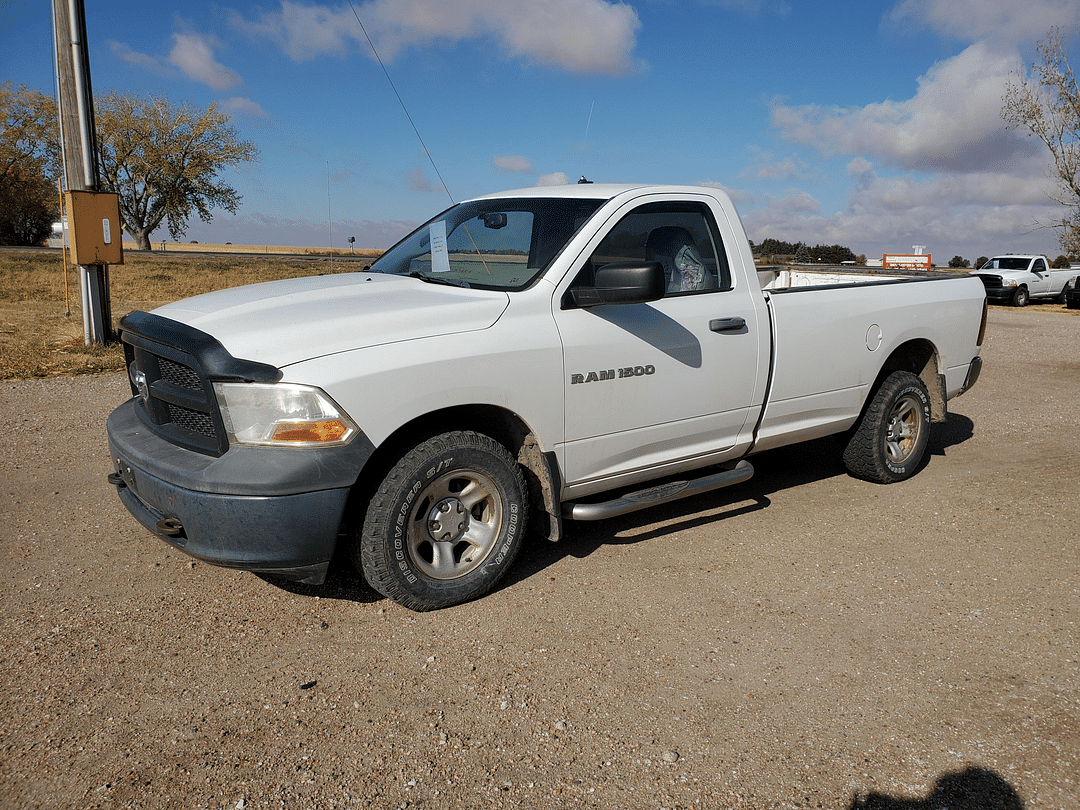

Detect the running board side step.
[{"left": 562, "top": 460, "right": 754, "bottom": 521}]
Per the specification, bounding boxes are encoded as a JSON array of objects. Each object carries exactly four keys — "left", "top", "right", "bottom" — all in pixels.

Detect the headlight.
[
  {"left": 213, "top": 382, "right": 358, "bottom": 447},
  {"left": 1003, "top": 278, "right": 1017, "bottom": 286}
]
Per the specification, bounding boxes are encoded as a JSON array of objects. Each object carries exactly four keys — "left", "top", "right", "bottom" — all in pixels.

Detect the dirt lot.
[{"left": 1, "top": 306, "right": 1077, "bottom": 810}]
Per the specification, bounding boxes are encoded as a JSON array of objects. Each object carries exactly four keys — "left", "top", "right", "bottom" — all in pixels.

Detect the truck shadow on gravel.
[
  {"left": 926, "top": 411, "right": 975, "bottom": 457},
  {"left": 257, "top": 557, "right": 383, "bottom": 604},
  {"left": 507, "top": 411, "right": 976, "bottom": 587},
  {"left": 849, "top": 765, "right": 1024, "bottom": 809},
  {"left": 264, "top": 412, "right": 975, "bottom": 606}
]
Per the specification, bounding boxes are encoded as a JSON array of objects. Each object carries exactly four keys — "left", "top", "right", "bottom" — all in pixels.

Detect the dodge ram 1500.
[
  {"left": 107, "top": 184, "right": 987, "bottom": 610},
  {"left": 971, "top": 254, "right": 1079, "bottom": 306}
]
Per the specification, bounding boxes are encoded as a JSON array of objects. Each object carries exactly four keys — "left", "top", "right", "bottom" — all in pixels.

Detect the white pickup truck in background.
[
  {"left": 107, "top": 184, "right": 987, "bottom": 610},
  {"left": 971, "top": 254, "right": 1080, "bottom": 306}
]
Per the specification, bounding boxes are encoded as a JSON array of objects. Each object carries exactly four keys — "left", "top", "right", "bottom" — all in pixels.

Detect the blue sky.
[{"left": 4, "top": 0, "right": 1079, "bottom": 261}]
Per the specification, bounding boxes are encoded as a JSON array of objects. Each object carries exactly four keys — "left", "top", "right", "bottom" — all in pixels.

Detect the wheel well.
[
  {"left": 874, "top": 339, "right": 947, "bottom": 422},
  {"left": 346, "top": 405, "right": 561, "bottom": 544}
]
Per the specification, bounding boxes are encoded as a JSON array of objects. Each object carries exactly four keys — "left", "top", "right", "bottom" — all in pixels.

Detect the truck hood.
[
  {"left": 970, "top": 269, "right": 1028, "bottom": 279},
  {"left": 152, "top": 272, "right": 510, "bottom": 368}
]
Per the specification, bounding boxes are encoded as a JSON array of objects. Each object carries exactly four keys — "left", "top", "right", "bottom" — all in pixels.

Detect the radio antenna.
[
  {"left": 347, "top": 0, "right": 455, "bottom": 204},
  {"left": 327, "top": 161, "right": 334, "bottom": 273},
  {"left": 580, "top": 100, "right": 595, "bottom": 182}
]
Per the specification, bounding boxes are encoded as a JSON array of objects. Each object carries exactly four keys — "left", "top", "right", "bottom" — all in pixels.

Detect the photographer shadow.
[{"left": 850, "top": 766, "right": 1023, "bottom": 810}]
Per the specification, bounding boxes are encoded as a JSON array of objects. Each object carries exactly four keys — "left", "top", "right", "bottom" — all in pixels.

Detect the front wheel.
[
  {"left": 1011, "top": 286, "right": 1029, "bottom": 307},
  {"left": 353, "top": 431, "right": 528, "bottom": 611},
  {"left": 843, "top": 371, "right": 931, "bottom": 484}
]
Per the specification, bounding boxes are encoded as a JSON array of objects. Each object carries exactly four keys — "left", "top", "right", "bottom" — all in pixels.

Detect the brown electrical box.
[{"left": 66, "top": 191, "right": 125, "bottom": 265}]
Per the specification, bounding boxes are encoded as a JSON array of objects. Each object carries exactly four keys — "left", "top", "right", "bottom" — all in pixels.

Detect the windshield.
[
  {"left": 981, "top": 257, "right": 1031, "bottom": 271},
  {"left": 369, "top": 197, "right": 605, "bottom": 290}
]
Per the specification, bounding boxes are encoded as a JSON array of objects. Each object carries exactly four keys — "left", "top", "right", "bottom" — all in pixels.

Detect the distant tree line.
[{"left": 752, "top": 238, "right": 858, "bottom": 265}]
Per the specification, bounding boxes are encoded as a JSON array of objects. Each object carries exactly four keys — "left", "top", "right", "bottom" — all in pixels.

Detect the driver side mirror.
[{"left": 567, "top": 261, "right": 666, "bottom": 308}]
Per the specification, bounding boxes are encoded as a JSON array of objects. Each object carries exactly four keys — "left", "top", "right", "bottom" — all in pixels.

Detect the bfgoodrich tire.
[
  {"left": 353, "top": 431, "right": 528, "bottom": 611},
  {"left": 843, "top": 371, "right": 931, "bottom": 484}
]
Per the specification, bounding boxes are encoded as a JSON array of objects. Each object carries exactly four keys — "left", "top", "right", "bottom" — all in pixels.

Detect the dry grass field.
[{"left": 0, "top": 249, "right": 374, "bottom": 379}]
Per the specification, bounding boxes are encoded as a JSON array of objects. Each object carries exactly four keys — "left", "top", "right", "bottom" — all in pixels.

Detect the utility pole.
[{"left": 52, "top": 0, "right": 112, "bottom": 344}]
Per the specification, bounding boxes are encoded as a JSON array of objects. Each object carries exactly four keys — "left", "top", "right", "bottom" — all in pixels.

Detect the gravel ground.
[{"left": 1, "top": 305, "right": 1077, "bottom": 810}]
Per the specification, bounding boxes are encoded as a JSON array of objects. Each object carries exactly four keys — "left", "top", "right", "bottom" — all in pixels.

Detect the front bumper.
[
  {"left": 107, "top": 399, "right": 373, "bottom": 584},
  {"left": 982, "top": 287, "right": 1015, "bottom": 304}
]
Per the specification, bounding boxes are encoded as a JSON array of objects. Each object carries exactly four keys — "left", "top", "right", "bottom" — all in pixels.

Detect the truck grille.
[
  {"left": 117, "top": 311, "right": 282, "bottom": 457},
  {"left": 159, "top": 357, "right": 203, "bottom": 390},
  {"left": 122, "top": 341, "right": 226, "bottom": 456},
  {"left": 974, "top": 274, "right": 1003, "bottom": 289},
  {"left": 166, "top": 402, "right": 217, "bottom": 438}
]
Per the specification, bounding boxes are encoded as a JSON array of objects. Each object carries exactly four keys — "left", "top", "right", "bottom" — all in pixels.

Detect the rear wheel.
[
  {"left": 353, "top": 431, "right": 528, "bottom": 611},
  {"left": 1058, "top": 281, "right": 1074, "bottom": 305},
  {"left": 843, "top": 371, "right": 931, "bottom": 484}
]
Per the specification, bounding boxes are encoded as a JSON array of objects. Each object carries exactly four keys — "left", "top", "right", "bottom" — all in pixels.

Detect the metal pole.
[
  {"left": 67, "top": 0, "right": 97, "bottom": 189},
  {"left": 53, "top": 0, "right": 111, "bottom": 343}
]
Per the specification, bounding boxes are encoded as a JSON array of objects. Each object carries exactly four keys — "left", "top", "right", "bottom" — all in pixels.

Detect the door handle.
[{"left": 709, "top": 317, "right": 746, "bottom": 333}]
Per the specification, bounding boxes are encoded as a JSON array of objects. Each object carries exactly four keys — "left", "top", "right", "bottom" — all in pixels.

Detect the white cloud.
[
  {"left": 230, "top": 3, "right": 359, "bottom": 61},
  {"left": 493, "top": 155, "right": 535, "bottom": 173},
  {"left": 407, "top": 168, "right": 435, "bottom": 192},
  {"left": 740, "top": 0, "right": 1080, "bottom": 260},
  {"left": 168, "top": 34, "right": 243, "bottom": 91},
  {"left": 846, "top": 157, "right": 874, "bottom": 179},
  {"left": 109, "top": 41, "right": 163, "bottom": 73},
  {"left": 739, "top": 168, "right": 1061, "bottom": 260},
  {"left": 536, "top": 172, "right": 571, "bottom": 186},
  {"left": 888, "top": 0, "right": 1080, "bottom": 44},
  {"left": 109, "top": 36, "right": 243, "bottom": 91},
  {"left": 771, "top": 41, "right": 1043, "bottom": 174},
  {"left": 740, "top": 148, "right": 827, "bottom": 184},
  {"left": 231, "top": 0, "right": 642, "bottom": 76},
  {"left": 221, "top": 97, "right": 269, "bottom": 120},
  {"left": 697, "top": 180, "right": 757, "bottom": 207}
]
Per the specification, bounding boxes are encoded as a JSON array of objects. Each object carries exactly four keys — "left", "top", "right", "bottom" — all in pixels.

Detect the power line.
[{"left": 346, "top": 0, "right": 455, "bottom": 204}]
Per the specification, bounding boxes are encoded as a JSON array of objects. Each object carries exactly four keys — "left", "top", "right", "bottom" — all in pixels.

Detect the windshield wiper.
[{"left": 407, "top": 271, "right": 470, "bottom": 288}]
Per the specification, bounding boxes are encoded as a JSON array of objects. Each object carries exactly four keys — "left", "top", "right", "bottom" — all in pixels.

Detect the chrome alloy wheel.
[
  {"left": 885, "top": 393, "right": 924, "bottom": 465},
  {"left": 408, "top": 469, "right": 504, "bottom": 580}
]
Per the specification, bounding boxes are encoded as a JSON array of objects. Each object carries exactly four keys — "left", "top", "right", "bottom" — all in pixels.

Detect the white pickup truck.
[
  {"left": 971, "top": 254, "right": 1080, "bottom": 306},
  {"left": 107, "top": 184, "right": 987, "bottom": 610}
]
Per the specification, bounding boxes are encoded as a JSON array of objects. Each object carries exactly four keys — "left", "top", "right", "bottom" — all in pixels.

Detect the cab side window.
[{"left": 588, "top": 202, "right": 731, "bottom": 295}]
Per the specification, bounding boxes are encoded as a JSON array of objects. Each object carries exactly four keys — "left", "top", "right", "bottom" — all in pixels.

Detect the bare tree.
[
  {"left": 96, "top": 93, "right": 257, "bottom": 250},
  {"left": 1003, "top": 28, "right": 1080, "bottom": 256}
]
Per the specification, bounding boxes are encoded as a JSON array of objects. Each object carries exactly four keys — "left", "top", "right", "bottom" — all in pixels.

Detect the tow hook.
[
  {"left": 156, "top": 518, "right": 185, "bottom": 538},
  {"left": 107, "top": 472, "right": 126, "bottom": 489}
]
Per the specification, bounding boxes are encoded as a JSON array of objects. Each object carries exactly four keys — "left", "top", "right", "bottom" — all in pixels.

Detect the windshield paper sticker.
[{"left": 429, "top": 221, "right": 451, "bottom": 274}]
